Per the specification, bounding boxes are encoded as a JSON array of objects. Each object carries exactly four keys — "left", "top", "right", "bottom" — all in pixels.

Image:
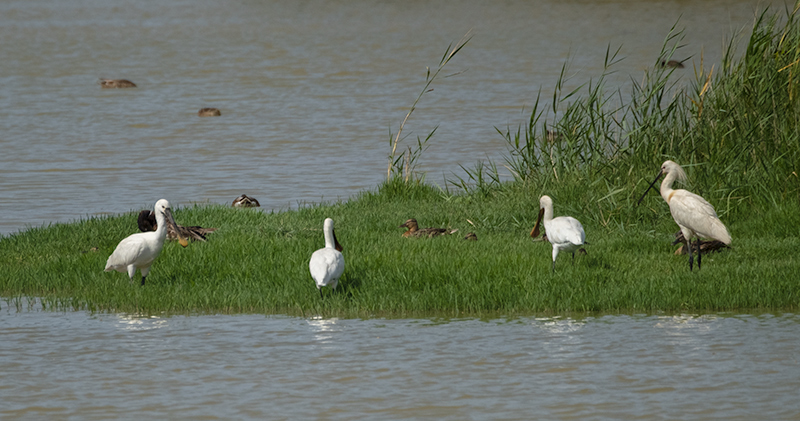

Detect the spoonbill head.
[
  {"left": 638, "top": 160, "right": 732, "bottom": 271},
  {"left": 530, "top": 195, "right": 586, "bottom": 272},
  {"left": 309, "top": 218, "right": 345, "bottom": 298},
  {"left": 105, "top": 199, "right": 184, "bottom": 285}
]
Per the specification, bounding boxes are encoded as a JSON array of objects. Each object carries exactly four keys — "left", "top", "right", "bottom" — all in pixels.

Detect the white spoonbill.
[
  {"left": 309, "top": 218, "right": 345, "bottom": 298},
  {"left": 105, "top": 199, "right": 186, "bottom": 285},
  {"left": 530, "top": 195, "right": 586, "bottom": 271},
  {"left": 638, "top": 160, "right": 731, "bottom": 271}
]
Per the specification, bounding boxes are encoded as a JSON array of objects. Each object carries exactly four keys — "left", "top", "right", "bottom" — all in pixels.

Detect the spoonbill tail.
[
  {"left": 309, "top": 218, "right": 345, "bottom": 298},
  {"left": 530, "top": 195, "right": 586, "bottom": 271},
  {"left": 638, "top": 160, "right": 731, "bottom": 271},
  {"left": 105, "top": 199, "right": 185, "bottom": 285}
]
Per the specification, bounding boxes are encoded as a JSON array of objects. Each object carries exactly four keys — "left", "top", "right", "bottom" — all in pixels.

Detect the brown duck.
[
  {"left": 232, "top": 194, "right": 260, "bottom": 208},
  {"left": 399, "top": 218, "right": 457, "bottom": 238},
  {"left": 672, "top": 230, "right": 729, "bottom": 255},
  {"left": 138, "top": 210, "right": 216, "bottom": 243},
  {"left": 198, "top": 107, "right": 221, "bottom": 117},
  {"left": 660, "top": 59, "right": 686, "bottom": 69},
  {"left": 99, "top": 79, "right": 137, "bottom": 88}
]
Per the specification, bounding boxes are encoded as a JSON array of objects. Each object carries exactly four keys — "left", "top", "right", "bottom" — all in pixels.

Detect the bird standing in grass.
[
  {"left": 105, "top": 199, "right": 186, "bottom": 286},
  {"left": 530, "top": 195, "right": 586, "bottom": 272},
  {"left": 638, "top": 160, "right": 731, "bottom": 271},
  {"left": 310, "top": 218, "right": 345, "bottom": 298}
]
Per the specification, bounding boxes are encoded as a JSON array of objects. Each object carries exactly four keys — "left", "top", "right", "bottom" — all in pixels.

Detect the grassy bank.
[
  {"left": 2, "top": 5, "right": 799, "bottom": 316},
  {"left": 1, "top": 179, "right": 798, "bottom": 316}
]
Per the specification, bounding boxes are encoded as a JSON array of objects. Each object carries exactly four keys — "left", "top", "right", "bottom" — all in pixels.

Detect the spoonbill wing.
[
  {"left": 547, "top": 216, "right": 585, "bottom": 247},
  {"left": 104, "top": 234, "right": 150, "bottom": 272},
  {"left": 668, "top": 190, "right": 731, "bottom": 244}
]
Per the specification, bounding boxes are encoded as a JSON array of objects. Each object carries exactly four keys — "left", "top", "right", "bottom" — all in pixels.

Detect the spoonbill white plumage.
[
  {"left": 638, "top": 160, "right": 731, "bottom": 271},
  {"left": 530, "top": 195, "right": 586, "bottom": 271},
  {"left": 105, "top": 199, "right": 185, "bottom": 285},
  {"left": 309, "top": 218, "right": 345, "bottom": 298}
]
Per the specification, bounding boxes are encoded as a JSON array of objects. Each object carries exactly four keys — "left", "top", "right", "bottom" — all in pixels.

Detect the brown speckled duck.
[
  {"left": 672, "top": 230, "right": 729, "bottom": 255},
  {"left": 660, "top": 59, "right": 686, "bottom": 69},
  {"left": 99, "top": 79, "right": 137, "bottom": 88},
  {"left": 232, "top": 194, "right": 260, "bottom": 208},
  {"left": 198, "top": 108, "right": 221, "bottom": 117},
  {"left": 398, "top": 218, "right": 457, "bottom": 238},
  {"left": 138, "top": 210, "right": 216, "bottom": 243}
]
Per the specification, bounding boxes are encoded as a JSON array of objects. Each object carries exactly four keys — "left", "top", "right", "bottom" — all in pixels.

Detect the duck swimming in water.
[
  {"left": 99, "top": 79, "right": 137, "bottom": 88},
  {"left": 660, "top": 59, "right": 686, "bottom": 69},
  {"left": 398, "top": 218, "right": 457, "bottom": 238},
  {"left": 232, "top": 194, "right": 260, "bottom": 208},
  {"left": 198, "top": 108, "right": 221, "bottom": 117}
]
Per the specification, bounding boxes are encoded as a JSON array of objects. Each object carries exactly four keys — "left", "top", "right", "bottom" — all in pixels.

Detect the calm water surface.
[
  {"left": 1, "top": 304, "right": 799, "bottom": 420},
  {"left": 0, "top": 0, "right": 786, "bottom": 235}
]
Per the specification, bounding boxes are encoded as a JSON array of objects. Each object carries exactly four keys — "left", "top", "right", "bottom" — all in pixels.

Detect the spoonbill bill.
[
  {"left": 638, "top": 160, "right": 731, "bottom": 271},
  {"left": 398, "top": 218, "right": 457, "bottom": 238},
  {"left": 530, "top": 195, "right": 586, "bottom": 271},
  {"left": 105, "top": 199, "right": 186, "bottom": 285},
  {"left": 309, "top": 218, "right": 345, "bottom": 298}
]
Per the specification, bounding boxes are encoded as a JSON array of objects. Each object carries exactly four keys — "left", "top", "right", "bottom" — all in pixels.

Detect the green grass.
[
  {"left": 1, "top": 180, "right": 798, "bottom": 317},
  {"left": 2, "top": 5, "right": 799, "bottom": 316}
]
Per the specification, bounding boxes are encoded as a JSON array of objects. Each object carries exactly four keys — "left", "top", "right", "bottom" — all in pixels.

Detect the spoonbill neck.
[
  {"left": 659, "top": 171, "right": 679, "bottom": 203},
  {"left": 541, "top": 203, "right": 554, "bottom": 222},
  {"left": 154, "top": 210, "right": 169, "bottom": 238},
  {"left": 323, "top": 220, "right": 337, "bottom": 249}
]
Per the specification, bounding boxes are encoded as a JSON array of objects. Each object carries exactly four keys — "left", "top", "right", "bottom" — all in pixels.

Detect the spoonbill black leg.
[{"left": 696, "top": 238, "right": 702, "bottom": 270}]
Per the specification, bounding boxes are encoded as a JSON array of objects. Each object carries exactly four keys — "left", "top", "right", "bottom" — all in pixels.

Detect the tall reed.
[
  {"left": 387, "top": 32, "right": 471, "bottom": 183},
  {"left": 470, "top": 5, "right": 800, "bottom": 226}
]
